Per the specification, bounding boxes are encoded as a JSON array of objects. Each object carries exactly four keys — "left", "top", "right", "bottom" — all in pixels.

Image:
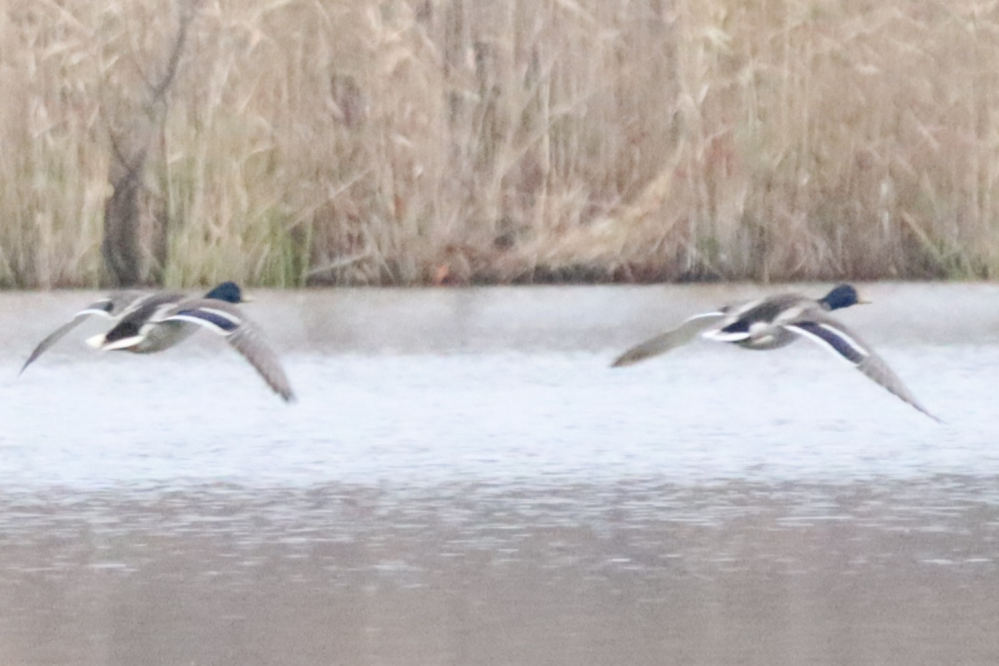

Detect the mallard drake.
[
  {"left": 20, "top": 282, "right": 244, "bottom": 375},
  {"left": 88, "top": 285, "right": 295, "bottom": 402},
  {"left": 612, "top": 284, "right": 939, "bottom": 421}
]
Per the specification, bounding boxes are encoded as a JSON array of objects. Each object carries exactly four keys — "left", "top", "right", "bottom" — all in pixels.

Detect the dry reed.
[{"left": 2, "top": 0, "right": 999, "bottom": 287}]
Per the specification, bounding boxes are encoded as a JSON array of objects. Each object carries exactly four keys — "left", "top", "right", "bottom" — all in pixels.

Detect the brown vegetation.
[{"left": 2, "top": 0, "right": 999, "bottom": 287}]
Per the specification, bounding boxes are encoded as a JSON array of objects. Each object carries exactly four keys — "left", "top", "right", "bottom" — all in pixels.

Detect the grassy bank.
[{"left": 2, "top": 0, "right": 999, "bottom": 287}]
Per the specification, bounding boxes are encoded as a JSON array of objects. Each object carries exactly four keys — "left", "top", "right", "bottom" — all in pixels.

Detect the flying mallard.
[
  {"left": 22, "top": 282, "right": 294, "bottom": 402},
  {"left": 20, "top": 283, "right": 236, "bottom": 375},
  {"left": 611, "top": 284, "right": 939, "bottom": 421}
]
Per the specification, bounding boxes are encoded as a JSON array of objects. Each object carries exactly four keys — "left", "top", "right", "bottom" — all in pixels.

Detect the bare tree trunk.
[{"left": 102, "top": 0, "right": 199, "bottom": 287}]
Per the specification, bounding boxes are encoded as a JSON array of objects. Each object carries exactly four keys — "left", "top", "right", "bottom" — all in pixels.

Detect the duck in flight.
[
  {"left": 21, "top": 282, "right": 294, "bottom": 402},
  {"left": 611, "top": 284, "right": 939, "bottom": 421},
  {"left": 20, "top": 282, "right": 245, "bottom": 374}
]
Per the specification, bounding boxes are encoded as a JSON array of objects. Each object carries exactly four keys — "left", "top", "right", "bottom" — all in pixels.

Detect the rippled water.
[{"left": 2, "top": 284, "right": 999, "bottom": 665}]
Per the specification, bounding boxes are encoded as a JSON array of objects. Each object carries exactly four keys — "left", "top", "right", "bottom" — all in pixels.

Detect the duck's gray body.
[
  {"left": 719, "top": 293, "right": 817, "bottom": 350},
  {"left": 95, "top": 291, "right": 200, "bottom": 353}
]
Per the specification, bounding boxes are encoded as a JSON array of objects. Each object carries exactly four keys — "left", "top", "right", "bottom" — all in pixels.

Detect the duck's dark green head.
[
  {"left": 204, "top": 281, "right": 248, "bottom": 303},
  {"left": 819, "top": 284, "right": 868, "bottom": 311}
]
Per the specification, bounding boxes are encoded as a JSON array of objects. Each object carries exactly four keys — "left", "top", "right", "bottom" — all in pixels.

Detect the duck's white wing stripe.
[
  {"left": 784, "top": 321, "right": 869, "bottom": 365},
  {"left": 162, "top": 307, "right": 242, "bottom": 335},
  {"left": 702, "top": 328, "right": 750, "bottom": 342},
  {"left": 612, "top": 312, "right": 724, "bottom": 367},
  {"left": 77, "top": 300, "right": 116, "bottom": 318},
  {"left": 702, "top": 310, "right": 776, "bottom": 343}
]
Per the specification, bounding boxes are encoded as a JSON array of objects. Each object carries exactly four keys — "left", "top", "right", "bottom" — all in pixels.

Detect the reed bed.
[{"left": 2, "top": 0, "right": 999, "bottom": 287}]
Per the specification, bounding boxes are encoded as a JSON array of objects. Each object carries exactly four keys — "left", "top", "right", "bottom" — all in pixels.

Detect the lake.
[{"left": 3, "top": 283, "right": 999, "bottom": 665}]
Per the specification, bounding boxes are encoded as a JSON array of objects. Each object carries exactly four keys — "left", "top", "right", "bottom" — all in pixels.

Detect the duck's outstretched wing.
[
  {"left": 19, "top": 292, "right": 147, "bottom": 376},
  {"left": 161, "top": 300, "right": 295, "bottom": 402},
  {"left": 611, "top": 312, "right": 725, "bottom": 367},
  {"left": 784, "top": 320, "right": 941, "bottom": 422}
]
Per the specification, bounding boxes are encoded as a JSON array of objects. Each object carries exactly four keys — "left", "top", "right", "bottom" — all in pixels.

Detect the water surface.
[{"left": 2, "top": 284, "right": 998, "bottom": 665}]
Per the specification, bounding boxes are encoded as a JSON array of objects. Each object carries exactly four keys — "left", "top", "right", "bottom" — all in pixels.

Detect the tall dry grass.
[{"left": 2, "top": 0, "right": 999, "bottom": 287}]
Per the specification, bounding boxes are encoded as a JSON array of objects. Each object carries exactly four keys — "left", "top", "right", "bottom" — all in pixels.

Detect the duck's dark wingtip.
[
  {"left": 611, "top": 344, "right": 662, "bottom": 368},
  {"left": 925, "top": 411, "right": 945, "bottom": 425},
  {"left": 18, "top": 355, "right": 39, "bottom": 377},
  {"left": 610, "top": 353, "right": 639, "bottom": 368}
]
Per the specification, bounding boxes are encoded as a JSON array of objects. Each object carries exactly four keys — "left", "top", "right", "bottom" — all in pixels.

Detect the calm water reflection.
[{"left": 2, "top": 284, "right": 999, "bottom": 665}]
